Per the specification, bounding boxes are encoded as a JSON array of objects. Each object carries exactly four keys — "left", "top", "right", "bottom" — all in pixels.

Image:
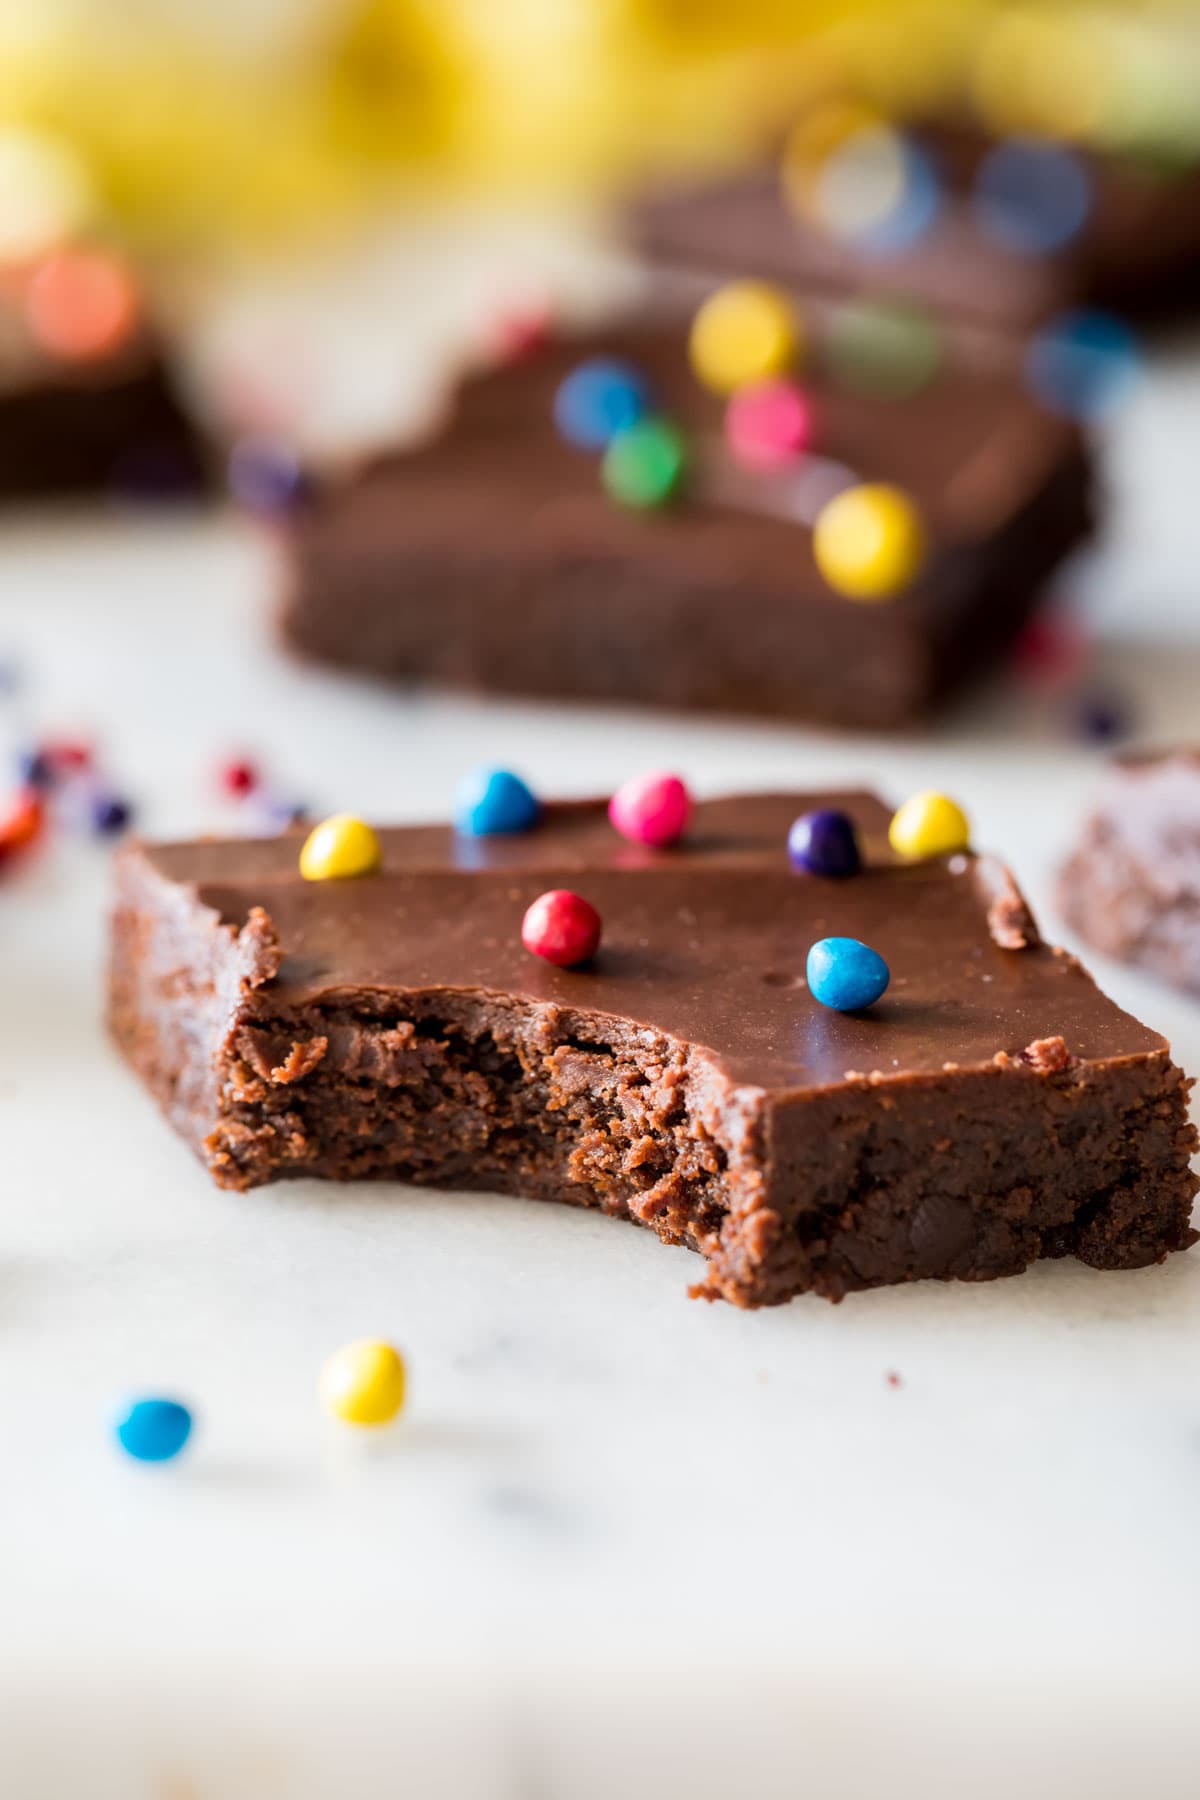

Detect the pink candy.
[
  {"left": 724, "top": 380, "right": 813, "bottom": 471},
  {"left": 521, "top": 889, "right": 602, "bottom": 967},
  {"left": 608, "top": 772, "right": 692, "bottom": 848}
]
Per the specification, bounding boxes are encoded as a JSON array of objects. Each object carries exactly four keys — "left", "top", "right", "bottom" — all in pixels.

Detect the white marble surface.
[{"left": 3, "top": 302, "right": 1200, "bottom": 1798}]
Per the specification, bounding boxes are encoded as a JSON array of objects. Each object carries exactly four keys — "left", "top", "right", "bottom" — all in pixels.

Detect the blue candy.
[
  {"left": 974, "top": 139, "right": 1092, "bottom": 256},
  {"left": 454, "top": 766, "right": 540, "bottom": 837},
  {"left": 92, "top": 794, "right": 133, "bottom": 835},
  {"left": 806, "top": 936, "right": 890, "bottom": 1012},
  {"left": 1026, "top": 310, "right": 1138, "bottom": 422},
  {"left": 788, "top": 809, "right": 861, "bottom": 879},
  {"left": 113, "top": 1396, "right": 193, "bottom": 1464},
  {"left": 554, "top": 358, "right": 650, "bottom": 450}
]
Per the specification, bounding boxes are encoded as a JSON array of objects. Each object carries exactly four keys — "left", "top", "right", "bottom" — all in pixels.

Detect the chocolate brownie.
[
  {"left": 277, "top": 322, "right": 1092, "bottom": 729},
  {"left": 108, "top": 791, "right": 1197, "bottom": 1307},
  {"left": 0, "top": 272, "right": 203, "bottom": 501},
  {"left": 1060, "top": 750, "right": 1200, "bottom": 994},
  {"left": 627, "top": 121, "right": 1200, "bottom": 334}
]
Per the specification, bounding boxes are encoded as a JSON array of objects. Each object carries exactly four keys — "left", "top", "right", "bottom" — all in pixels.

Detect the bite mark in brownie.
[{"left": 108, "top": 793, "right": 1197, "bottom": 1307}]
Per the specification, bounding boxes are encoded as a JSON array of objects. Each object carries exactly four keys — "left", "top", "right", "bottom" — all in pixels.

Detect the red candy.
[
  {"left": 219, "top": 757, "right": 260, "bottom": 798},
  {"left": 41, "top": 738, "right": 92, "bottom": 773},
  {"left": 608, "top": 772, "right": 692, "bottom": 847},
  {"left": 724, "top": 379, "right": 813, "bottom": 471},
  {"left": 521, "top": 889, "right": 602, "bottom": 967},
  {"left": 490, "top": 303, "right": 553, "bottom": 365},
  {"left": 0, "top": 790, "right": 45, "bottom": 863}
]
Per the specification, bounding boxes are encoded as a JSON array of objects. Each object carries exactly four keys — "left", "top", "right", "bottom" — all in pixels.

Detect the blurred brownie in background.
[
  {"left": 626, "top": 113, "right": 1200, "bottom": 335},
  {"left": 0, "top": 247, "right": 205, "bottom": 502},
  {"left": 1060, "top": 751, "right": 1200, "bottom": 994},
  {"left": 277, "top": 305, "right": 1092, "bottom": 730}
]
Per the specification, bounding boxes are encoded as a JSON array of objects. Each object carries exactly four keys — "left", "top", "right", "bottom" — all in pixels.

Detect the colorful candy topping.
[
  {"left": 601, "top": 417, "right": 687, "bottom": 509},
  {"left": 319, "top": 1339, "right": 406, "bottom": 1427},
  {"left": 609, "top": 771, "right": 692, "bottom": 847},
  {"left": 973, "top": 139, "right": 1092, "bottom": 256},
  {"left": 888, "top": 792, "right": 970, "bottom": 860},
  {"left": 825, "top": 298, "right": 941, "bottom": 401},
  {"left": 806, "top": 936, "right": 890, "bottom": 1012},
  {"left": 0, "top": 790, "right": 45, "bottom": 861},
  {"left": 113, "top": 1396, "right": 194, "bottom": 1464},
  {"left": 812, "top": 481, "right": 925, "bottom": 600},
  {"left": 218, "top": 757, "right": 261, "bottom": 798},
  {"left": 554, "top": 357, "right": 650, "bottom": 449},
  {"left": 454, "top": 766, "right": 539, "bottom": 837},
  {"left": 490, "top": 301, "right": 552, "bottom": 364},
  {"left": 689, "top": 281, "right": 801, "bottom": 395},
  {"left": 724, "top": 380, "right": 812, "bottom": 471},
  {"left": 91, "top": 793, "right": 133, "bottom": 835},
  {"left": 1026, "top": 309, "right": 1138, "bottom": 422},
  {"left": 787, "top": 809, "right": 862, "bottom": 879},
  {"left": 26, "top": 249, "right": 139, "bottom": 361},
  {"left": 299, "top": 814, "right": 381, "bottom": 880},
  {"left": 227, "top": 439, "right": 310, "bottom": 515},
  {"left": 521, "top": 889, "right": 602, "bottom": 967}
]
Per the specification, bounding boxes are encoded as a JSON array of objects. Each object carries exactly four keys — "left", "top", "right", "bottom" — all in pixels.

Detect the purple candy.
[
  {"left": 92, "top": 794, "right": 133, "bottom": 835},
  {"left": 788, "top": 808, "right": 862, "bottom": 878}
]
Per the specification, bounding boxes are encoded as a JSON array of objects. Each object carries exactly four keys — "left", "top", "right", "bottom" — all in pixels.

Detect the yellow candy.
[
  {"left": 888, "top": 792, "right": 970, "bottom": 861},
  {"left": 689, "top": 281, "right": 801, "bottom": 395},
  {"left": 812, "top": 482, "right": 925, "bottom": 600},
  {"left": 319, "top": 1339, "right": 406, "bottom": 1427},
  {"left": 299, "top": 814, "right": 381, "bottom": 881}
]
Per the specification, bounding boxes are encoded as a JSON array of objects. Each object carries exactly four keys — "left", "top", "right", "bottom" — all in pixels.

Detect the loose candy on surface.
[
  {"left": 601, "top": 418, "right": 687, "bottom": 509},
  {"left": 812, "top": 482, "right": 925, "bottom": 600},
  {"left": 521, "top": 889, "right": 602, "bottom": 967},
  {"left": 608, "top": 772, "right": 692, "bottom": 847},
  {"left": 91, "top": 793, "right": 133, "bottom": 835},
  {"left": 688, "top": 281, "right": 801, "bottom": 395},
  {"left": 806, "top": 936, "right": 890, "bottom": 1012},
  {"left": 113, "top": 1396, "right": 193, "bottom": 1463},
  {"left": 787, "top": 809, "right": 862, "bottom": 879},
  {"left": 454, "top": 766, "right": 539, "bottom": 837},
  {"left": 553, "top": 357, "right": 650, "bottom": 449},
  {"left": 299, "top": 813, "right": 381, "bottom": 881},
  {"left": 0, "top": 790, "right": 46, "bottom": 859},
  {"left": 227, "top": 439, "right": 311, "bottom": 515},
  {"left": 219, "top": 757, "right": 261, "bottom": 798},
  {"left": 319, "top": 1339, "right": 407, "bottom": 1427},
  {"left": 888, "top": 791, "right": 970, "bottom": 860},
  {"left": 724, "top": 380, "right": 813, "bottom": 470}
]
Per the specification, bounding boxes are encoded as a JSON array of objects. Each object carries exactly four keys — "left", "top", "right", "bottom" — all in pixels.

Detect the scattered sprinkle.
[
  {"left": 113, "top": 1396, "right": 193, "bottom": 1464},
  {"left": 689, "top": 281, "right": 801, "bottom": 395},
  {"left": 319, "top": 1340, "right": 406, "bottom": 1427},
  {"left": 888, "top": 792, "right": 970, "bottom": 860},
  {"left": 812, "top": 481, "right": 925, "bottom": 600},
  {"left": 787, "top": 809, "right": 862, "bottom": 879}
]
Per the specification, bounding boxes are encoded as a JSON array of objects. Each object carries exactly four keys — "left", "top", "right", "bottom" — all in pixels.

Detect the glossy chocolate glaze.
[{"left": 145, "top": 791, "right": 1163, "bottom": 1093}]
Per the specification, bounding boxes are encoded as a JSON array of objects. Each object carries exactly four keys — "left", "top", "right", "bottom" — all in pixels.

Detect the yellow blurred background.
[{"left": 0, "top": 0, "right": 1197, "bottom": 249}]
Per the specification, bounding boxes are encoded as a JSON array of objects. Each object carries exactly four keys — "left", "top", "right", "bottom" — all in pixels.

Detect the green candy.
[
  {"left": 825, "top": 298, "right": 941, "bottom": 402},
  {"left": 602, "top": 417, "right": 687, "bottom": 509}
]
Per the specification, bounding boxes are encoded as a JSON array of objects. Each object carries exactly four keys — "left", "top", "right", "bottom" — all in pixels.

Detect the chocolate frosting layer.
[{"left": 143, "top": 791, "right": 1164, "bottom": 1092}]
